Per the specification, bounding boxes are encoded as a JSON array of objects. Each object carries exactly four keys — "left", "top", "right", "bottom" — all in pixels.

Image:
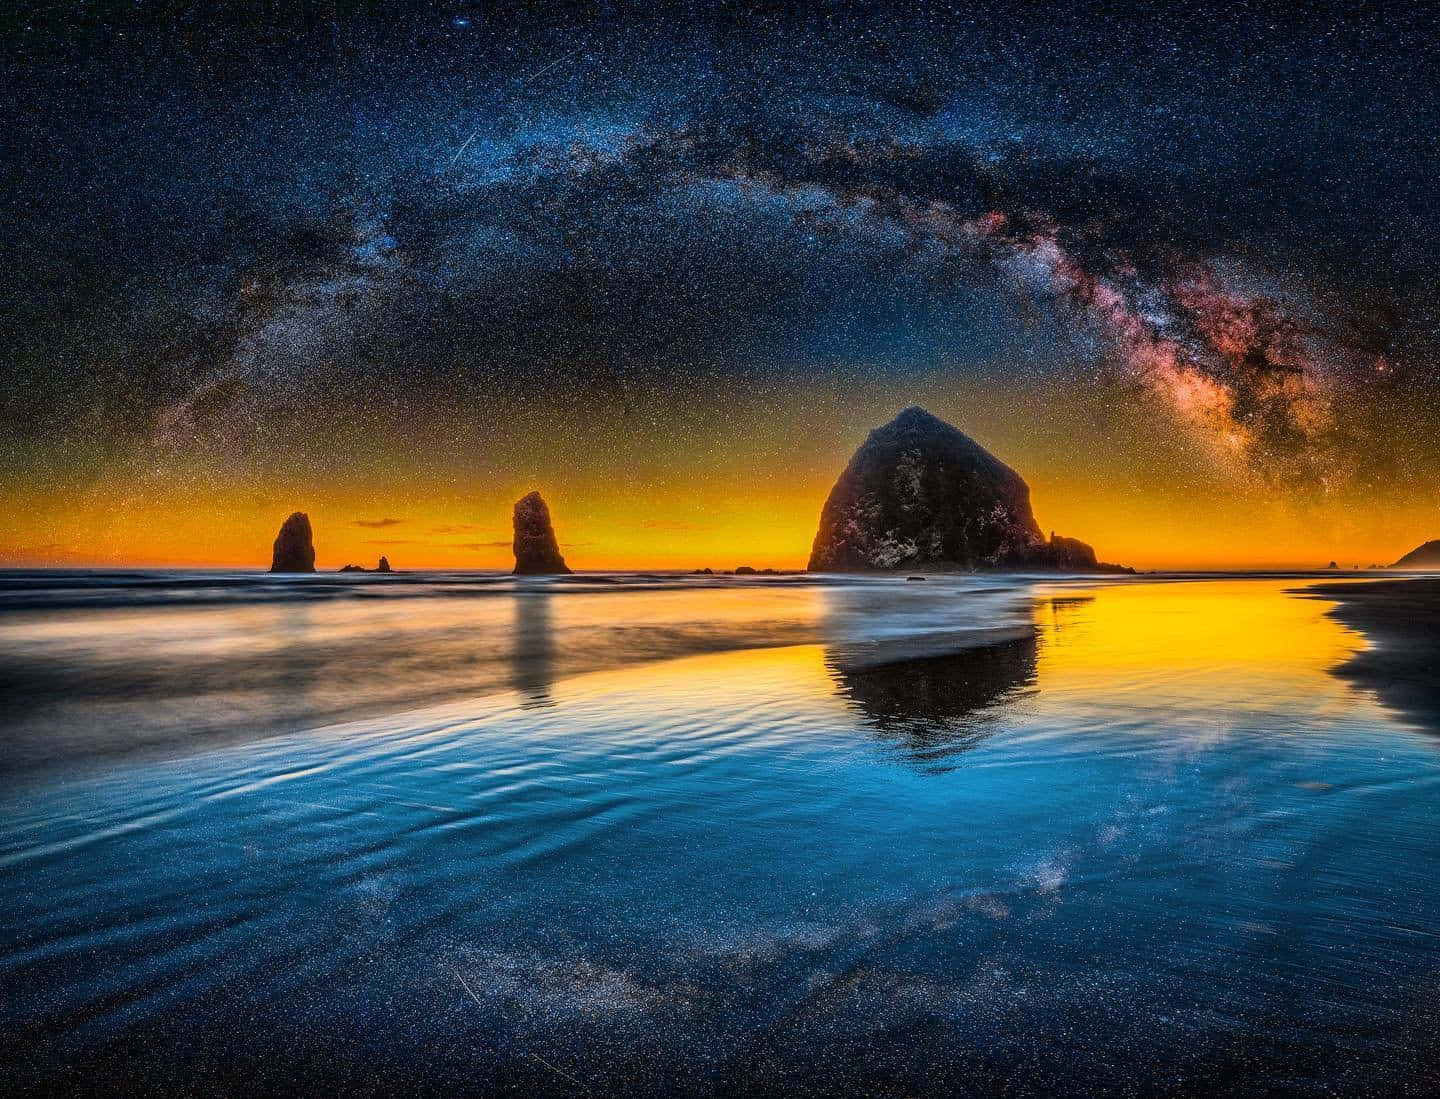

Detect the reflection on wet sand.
[
  {"left": 826, "top": 634, "right": 1038, "bottom": 767},
  {"left": 4, "top": 577, "right": 1437, "bottom": 1095},
  {"left": 511, "top": 589, "right": 556, "bottom": 707},
  {"left": 823, "top": 596, "right": 1095, "bottom": 767},
  {"left": 0, "top": 583, "right": 823, "bottom": 777}
]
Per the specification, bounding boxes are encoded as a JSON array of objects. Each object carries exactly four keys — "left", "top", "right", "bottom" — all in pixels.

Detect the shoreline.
[{"left": 1307, "top": 577, "right": 1440, "bottom": 732}]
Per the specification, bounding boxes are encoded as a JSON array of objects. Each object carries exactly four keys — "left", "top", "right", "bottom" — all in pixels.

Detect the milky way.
[{"left": 1, "top": 4, "right": 1437, "bottom": 566}]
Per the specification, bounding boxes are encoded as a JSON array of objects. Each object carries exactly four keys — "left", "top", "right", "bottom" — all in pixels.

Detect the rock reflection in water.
[
  {"left": 827, "top": 632, "right": 1038, "bottom": 768},
  {"left": 510, "top": 589, "right": 556, "bottom": 707}
]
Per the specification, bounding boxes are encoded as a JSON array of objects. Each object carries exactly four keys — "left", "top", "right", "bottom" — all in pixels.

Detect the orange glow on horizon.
[
  {"left": 2, "top": 468, "right": 1433, "bottom": 573},
  {"left": 2, "top": 381, "right": 1433, "bottom": 573}
]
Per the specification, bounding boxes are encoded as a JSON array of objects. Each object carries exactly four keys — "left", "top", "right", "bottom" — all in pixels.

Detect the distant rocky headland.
[
  {"left": 808, "top": 407, "right": 1130, "bottom": 573},
  {"left": 1392, "top": 540, "right": 1440, "bottom": 569}
]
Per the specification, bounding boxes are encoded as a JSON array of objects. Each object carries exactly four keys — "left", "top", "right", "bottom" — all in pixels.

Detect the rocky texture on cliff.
[
  {"left": 270, "top": 512, "right": 316, "bottom": 572},
  {"left": 512, "top": 491, "right": 572, "bottom": 575},
  {"left": 808, "top": 407, "right": 1126, "bottom": 572},
  {"left": 1392, "top": 540, "right": 1440, "bottom": 569}
]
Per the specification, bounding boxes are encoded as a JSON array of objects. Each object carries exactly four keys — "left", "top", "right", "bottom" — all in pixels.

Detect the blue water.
[{"left": 2, "top": 573, "right": 1439, "bottom": 1094}]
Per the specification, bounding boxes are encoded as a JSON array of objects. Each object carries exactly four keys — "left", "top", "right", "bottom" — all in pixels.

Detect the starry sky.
[{"left": 2, "top": 2, "right": 1437, "bottom": 569}]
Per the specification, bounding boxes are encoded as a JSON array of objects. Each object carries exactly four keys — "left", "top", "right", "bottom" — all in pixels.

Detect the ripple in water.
[{"left": 3, "top": 576, "right": 1440, "bottom": 1093}]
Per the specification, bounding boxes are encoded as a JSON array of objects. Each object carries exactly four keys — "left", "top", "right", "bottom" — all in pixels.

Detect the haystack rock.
[
  {"left": 270, "top": 512, "right": 316, "bottom": 573},
  {"left": 512, "top": 491, "right": 572, "bottom": 575},
  {"left": 808, "top": 407, "right": 1128, "bottom": 573},
  {"left": 1392, "top": 540, "right": 1440, "bottom": 569},
  {"left": 377, "top": 555, "right": 392, "bottom": 573}
]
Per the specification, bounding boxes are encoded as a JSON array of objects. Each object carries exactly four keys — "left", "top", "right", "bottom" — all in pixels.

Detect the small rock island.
[
  {"left": 513, "top": 491, "right": 572, "bottom": 575},
  {"left": 270, "top": 512, "right": 316, "bottom": 573},
  {"left": 808, "top": 407, "right": 1128, "bottom": 573},
  {"left": 338, "top": 555, "right": 393, "bottom": 573}
]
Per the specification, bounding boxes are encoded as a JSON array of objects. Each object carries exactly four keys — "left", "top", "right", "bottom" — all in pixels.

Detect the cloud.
[{"left": 355, "top": 517, "right": 405, "bottom": 528}]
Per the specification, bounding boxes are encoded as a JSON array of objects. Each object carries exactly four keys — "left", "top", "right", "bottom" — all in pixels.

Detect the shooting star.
[{"left": 448, "top": 42, "right": 591, "bottom": 170}]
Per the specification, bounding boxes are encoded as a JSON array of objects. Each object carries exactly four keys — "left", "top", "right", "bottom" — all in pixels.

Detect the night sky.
[{"left": 2, "top": 3, "right": 1437, "bottom": 569}]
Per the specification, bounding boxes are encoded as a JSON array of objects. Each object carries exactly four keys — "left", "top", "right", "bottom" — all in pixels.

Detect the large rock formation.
[
  {"left": 1392, "top": 540, "right": 1440, "bottom": 569},
  {"left": 376, "top": 555, "right": 392, "bottom": 573},
  {"left": 512, "top": 491, "right": 572, "bottom": 575},
  {"left": 808, "top": 407, "right": 1126, "bottom": 572},
  {"left": 270, "top": 512, "right": 316, "bottom": 572}
]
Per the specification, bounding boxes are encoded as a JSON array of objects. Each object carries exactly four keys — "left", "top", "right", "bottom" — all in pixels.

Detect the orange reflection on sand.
[{"left": 1031, "top": 580, "right": 1367, "bottom": 708}]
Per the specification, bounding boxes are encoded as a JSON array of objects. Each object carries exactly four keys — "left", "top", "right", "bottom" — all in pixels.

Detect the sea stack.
[
  {"left": 270, "top": 512, "right": 316, "bottom": 573},
  {"left": 377, "top": 555, "right": 392, "bottom": 573},
  {"left": 808, "top": 407, "right": 1125, "bottom": 572},
  {"left": 512, "top": 491, "right": 572, "bottom": 575}
]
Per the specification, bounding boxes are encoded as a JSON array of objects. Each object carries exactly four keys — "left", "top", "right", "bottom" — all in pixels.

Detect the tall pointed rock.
[
  {"left": 270, "top": 512, "right": 316, "bottom": 573},
  {"left": 512, "top": 492, "right": 572, "bottom": 575}
]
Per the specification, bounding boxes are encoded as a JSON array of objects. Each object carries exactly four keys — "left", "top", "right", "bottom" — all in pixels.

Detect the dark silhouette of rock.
[
  {"left": 338, "top": 557, "right": 390, "bottom": 573},
  {"left": 827, "top": 633, "right": 1039, "bottom": 769},
  {"left": 1327, "top": 560, "right": 1339, "bottom": 569},
  {"left": 1005, "top": 532, "right": 1103, "bottom": 570},
  {"left": 270, "top": 512, "right": 316, "bottom": 573},
  {"left": 735, "top": 565, "right": 757, "bottom": 575},
  {"left": 512, "top": 492, "right": 572, "bottom": 575},
  {"left": 808, "top": 407, "right": 1128, "bottom": 572},
  {"left": 1392, "top": 540, "right": 1440, "bottom": 569}
]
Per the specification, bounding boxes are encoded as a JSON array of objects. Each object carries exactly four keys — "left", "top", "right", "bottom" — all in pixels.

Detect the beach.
[{"left": 3, "top": 573, "right": 1440, "bottom": 1094}]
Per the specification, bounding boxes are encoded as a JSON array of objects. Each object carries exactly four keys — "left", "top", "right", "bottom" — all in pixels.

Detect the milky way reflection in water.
[{"left": 2, "top": 575, "right": 1439, "bottom": 1094}]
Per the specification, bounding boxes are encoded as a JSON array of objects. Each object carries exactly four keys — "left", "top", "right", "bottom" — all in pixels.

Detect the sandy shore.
[{"left": 1310, "top": 578, "right": 1440, "bottom": 731}]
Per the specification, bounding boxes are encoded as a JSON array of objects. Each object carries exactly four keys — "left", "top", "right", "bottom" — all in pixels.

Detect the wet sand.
[
  {"left": 7, "top": 577, "right": 1440, "bottom": 1094},
  {"left": 0, "top": 571, "right": 1034, "bottom": 780},
  {"left": 1311, "top": 578, "right": 1440, "bottom": 732}
]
